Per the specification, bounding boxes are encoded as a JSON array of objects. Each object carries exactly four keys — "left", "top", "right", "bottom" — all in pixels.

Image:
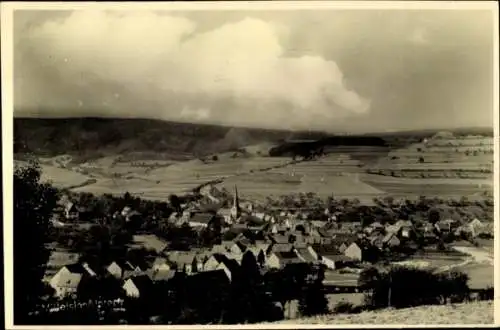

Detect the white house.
[
  {"left": 49, "top": 263, "right": 96, "bottom": 299},
  {"left": 122, "top": 275, "right": 153, "bottom": 298}
]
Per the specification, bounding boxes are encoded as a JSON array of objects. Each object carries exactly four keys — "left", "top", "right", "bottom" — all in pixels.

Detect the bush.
[
  {"left": 333, "top": 301, "right": 362, "bottom": 314},
  {"left": 361, "top": 266, "right": 470, "bottom": 310}
]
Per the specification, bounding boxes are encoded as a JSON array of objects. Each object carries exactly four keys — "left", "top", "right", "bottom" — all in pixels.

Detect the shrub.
[
  {"left": 361, "top": 266, "right": 470, "bottom": 309},
  {"left": 333, "top": 301, "right": 360, "bottom": 314}
]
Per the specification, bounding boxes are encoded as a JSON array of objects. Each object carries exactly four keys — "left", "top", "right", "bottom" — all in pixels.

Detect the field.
[
  {"left": 15, "top": 125, "right": 493, "bottom": 203},
  {"left": 274, "top": 300, "right": 494, "bottom": 325}
]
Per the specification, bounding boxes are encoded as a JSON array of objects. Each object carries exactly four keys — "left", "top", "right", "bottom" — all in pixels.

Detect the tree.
[
  {"left": 169, "top": 194, "right": 181, "bottom": 213},
  {"left": 14, "top": 160, "right": 59, "bottom": 323},
  {"left": 298, "top": 266, "right": 329, "bottom": 317}
]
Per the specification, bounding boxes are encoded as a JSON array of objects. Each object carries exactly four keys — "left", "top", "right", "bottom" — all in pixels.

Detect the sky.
[{"left": 13, "top": 7, "right": 495, "bottom": 132}]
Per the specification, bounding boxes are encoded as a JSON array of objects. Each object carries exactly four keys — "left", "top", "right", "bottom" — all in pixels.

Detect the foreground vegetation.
[{"left": 276, "top": 300, "right": 494, "bottom": 325}]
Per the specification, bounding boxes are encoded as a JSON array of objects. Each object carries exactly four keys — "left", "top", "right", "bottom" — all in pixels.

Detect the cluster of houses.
[{"left": 45, "top": 186, "right": 491, "bottom": 301}]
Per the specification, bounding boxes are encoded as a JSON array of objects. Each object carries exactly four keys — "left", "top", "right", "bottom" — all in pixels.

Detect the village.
[{"left": 37, "top": 182, "right": 494, "bottom": 322}]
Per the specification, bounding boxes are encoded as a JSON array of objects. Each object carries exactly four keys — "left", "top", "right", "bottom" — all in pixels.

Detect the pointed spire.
[
  {"left": 231, "top": 185, "right": 240, "bottom": 219},
  {"left": 233, "top": 185, "right": 239, "bottom": 209}
]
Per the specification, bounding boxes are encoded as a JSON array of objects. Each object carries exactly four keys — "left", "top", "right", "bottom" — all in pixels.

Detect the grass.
[{"left": 274, "top": 300, "right": 494, "bottom": 325}]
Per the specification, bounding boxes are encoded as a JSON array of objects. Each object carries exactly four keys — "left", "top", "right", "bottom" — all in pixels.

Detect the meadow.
[{"left": 274, "top": 300, "right": 494, "bottom": 325}]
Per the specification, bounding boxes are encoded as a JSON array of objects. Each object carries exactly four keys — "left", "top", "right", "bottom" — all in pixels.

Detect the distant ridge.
[{"left": 14, "top": 117, "right": 494, "bottom": 161}]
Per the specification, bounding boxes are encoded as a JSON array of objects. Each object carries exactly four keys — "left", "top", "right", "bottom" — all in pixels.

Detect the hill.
[
  {"left": 14, "top": 117, "right": 493, "bottom": 162},
  {"left": 272, "top": 301, "right": 493, "bottom": 325}
]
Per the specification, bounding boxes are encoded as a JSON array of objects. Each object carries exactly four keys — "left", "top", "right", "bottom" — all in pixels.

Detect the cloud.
[{"left": 16, "top": 11, "right": 370, "bottom": 129}]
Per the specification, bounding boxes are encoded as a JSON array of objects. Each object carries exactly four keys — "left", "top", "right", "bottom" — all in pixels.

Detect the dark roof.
[
  {"left": 129, "top": 274, "right": 154, "bottom": 293},
  {"left": 275, "top": 251, "right": 304, "bottom": 265},
  {"left": 322, "top": 254, "right": 353, "bottom": 262},
  {"left": 240, "top": 215, "right": 265, "bottom": 225},
  {"left": 112, "top": 259, "right": 137, "bottom": 271},
  {"left": 312, "top": 244, "right": 341, "bottom": 255},
  {"left": 270, "top": 234, "right": 290, "bottom": 244},
  {"left": 65, "top": 263, "right": 88, "bottom": 274},
  {"left": 189, "top": 212, "right": 216, "bottom": 224},
  {"left": 333, "top": 233, "right": 358, "bottom": 243},
  {"left": 269, "top": 243, "right": 294, "bottom": 253}
]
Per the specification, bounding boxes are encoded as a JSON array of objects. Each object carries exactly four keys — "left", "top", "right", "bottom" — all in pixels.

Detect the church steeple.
[{"left": 230, "top": 185, "right": 240, "bottom": 220}]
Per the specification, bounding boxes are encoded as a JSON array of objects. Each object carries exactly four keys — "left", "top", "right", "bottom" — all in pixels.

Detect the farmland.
[{"left": 14, "top": 118, "right": 494, "bottom": 203}]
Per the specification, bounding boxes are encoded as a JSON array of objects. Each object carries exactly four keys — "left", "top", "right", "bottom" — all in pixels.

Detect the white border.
[{"left": 2, "top": 1, "right": 499, "bottom": 329}]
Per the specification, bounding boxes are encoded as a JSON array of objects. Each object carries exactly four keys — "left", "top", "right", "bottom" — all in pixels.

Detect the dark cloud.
[{"left": 13, "top": 8, "right": 494, "bottom": 132}]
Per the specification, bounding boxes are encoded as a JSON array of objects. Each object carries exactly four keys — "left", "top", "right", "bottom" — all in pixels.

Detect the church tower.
[{"left": 230, "top": 185, "right": 241, "bottom": 220}]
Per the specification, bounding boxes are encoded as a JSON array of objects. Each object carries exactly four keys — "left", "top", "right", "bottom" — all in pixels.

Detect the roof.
[
  {"left": 311, "top": 244, "right": 341, "bottom": 256},
  {"left": 240, "top": 215, "right": 265, "bottom": 226},
  {"left": 274, "top": 251, "right": 303, "bottom": 264},
  {"left": 295, "top": 248, "right": 317, "bottom": 263},
  {"left": 189, "top": 213, "right": 216, "bottom": 225},
  {"left": 385, "top": 224, "right": 401, "bottom": 234},
  {"left": 65, "top": 263, "right": 93, "bottom": 275},
  {"left": 146, "top": 269, "right": 176, "bottom": 282},
  {"left": 395, "top": 220, "right": 413, "bottom": 228},
  {"left": 382, "top": 233, "right": 398, "bottom": 244},
  {"left": 110, "top": 260, "right": 137, "bottom": 272},
  {"left": 322, "top": 254, "right": 353, "bottom": 262},
  {"left": 127, "top": 274, "right": 154, "bottom": 293},
  {"left": 212, "top": 244, "right": 229, "bottom": 254},
  {"left": 47, "top": 251, "right": 81, "bottom": 268},
  {"left": 166, "top": 251, "right": 198, "bottom": 267},
  {"left": 269, "top": 243, "right": 294, "bottom": 253},
  {"left": 52, "top": 269, "right": 83, "bottom": 289},
  {"left": 270, "top": 234, "right": 290, "bottom": 244},
  {"left": 310, "top": 220, "right": 327, "bottom": 228},
  {"left": 152, "top": 257, "right": 169, "bottom": 267},
  {"left": 333, "top": 233, "right": 358, "bottom": 243}
]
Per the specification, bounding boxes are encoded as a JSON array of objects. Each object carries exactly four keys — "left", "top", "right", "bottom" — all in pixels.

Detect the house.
[
  {"left": 269, "top": 233, "right": 292, "bottom": 245},
  {"left": 323, "top": 270, "right": 360, "bottom": 287},
  {"left": 167, "top": 251, "right": 207, "bottom": 273},
  {"left": 369, "top": 232, "right": 385, "bottom": 250},
  {"left": 295, "top": 246, "right": 318, "bottom": 264},
  {"left": 49, "top": 263, "right": 97, "bottom": 299},
  {"left": 107, "top": 260, "right": 142, "bottom": 279},
  {"left": 265, "top": 251, "right": 304, "bottom": 269},
  {"left": 123, "top": 275, "right": 154, "bottom": 298},
  {"left": 343, "top": 242, "right": 363, "bottom": 261},
  {"left": 268, "top": 243, "right": 295, "bottom": 253},
  {"left": 188, "top": 212, "right": 217, "bottom": 228},
  {"left": 146, "top": 269, "right": 176, "bottom": 283},
  {"left": 321, "top": 254, "right": 353, "bottom": 270},
  {"left": 228, "top": 241, "right": 248, "bottom": 255},
  {"left": 131, "top": 234, "right": 169, "bottom": 254},
  {"left": 151, "top": 257, "right": 171, "bottom": 272},
  {"left": 64, "top": 201, "right": 80, "bottom": 221},
  {"left": 382, "top": 233, "right": 401, "bottom": 248},
  {"left": 310, "top": 220, "right": 328, "bottom": 229},
  {"left": 466, "top": 218, "right": 485, "bottom": 236},
  {"left": 202, "top": 254, "right": 235, "bottom": 281}
]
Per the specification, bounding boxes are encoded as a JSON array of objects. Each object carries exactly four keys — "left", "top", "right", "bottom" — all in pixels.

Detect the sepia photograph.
[{"left": 2, "top": 1, "right": 498, "bottom": 328}]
